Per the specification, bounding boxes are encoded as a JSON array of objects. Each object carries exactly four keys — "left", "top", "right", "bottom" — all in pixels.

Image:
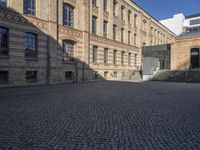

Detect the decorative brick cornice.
[
  {"left": 90, "top": 35, "right": 140, "bottom": 52},
  {"left": 0, "top": 9, "right": 48, "bottom": 31},
  {"left": 59, "top": 26, "right": 83, "bottom": 39},
  {"left": 175, "top": 35, "right": 200, "bottom": 43}
]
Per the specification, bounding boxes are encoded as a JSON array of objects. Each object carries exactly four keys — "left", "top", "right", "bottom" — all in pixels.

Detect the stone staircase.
[
  {"left": 121, "top": 70, "right": 143, "bottom": 82},
  {"left": 185, "top": 70, "right": 200, "bottom": 83},
  {"left": 152, "top": 69, "right": 200, "bottom": 83},
  {"left": 152, "top": 70, "right": 186, "bottom": 82}
]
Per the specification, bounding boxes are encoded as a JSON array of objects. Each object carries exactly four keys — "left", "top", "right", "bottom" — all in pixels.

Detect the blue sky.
[{"left": 133, "top": 0, "right": 200, "bottom": 20}]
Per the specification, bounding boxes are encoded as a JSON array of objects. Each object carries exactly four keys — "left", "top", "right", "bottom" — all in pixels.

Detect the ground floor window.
[
  {"left": 114, "top": 71, "right": 117, "bottom": 78},
  {"left": 104, "top": 71, "right": 108, "bottom": 78},
  {"left": 26, "top": 71, "right": 37, "bottom": 82},
  {"left": 122, "top": 71, "right": 125, "bottom": 77},
  {"left": 0, "top": 71, "right": 8, "bottom": 84},
  {"left": 94, "top": 71, "right": 98, "bottom": 80}
]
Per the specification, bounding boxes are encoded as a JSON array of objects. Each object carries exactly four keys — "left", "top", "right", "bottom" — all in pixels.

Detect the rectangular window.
[
  {"left": 121, "top": 51, "right": 125, "bottom": 65},
  {"left": 25, "top": 32, "right": 37, "bottom": 58},
  {"left": 63, "top": 4, "right": 74, "bottom": 27},
  {"left": 114, "top": 71, "right": 117, "bottom": 78},
  {"left": 63, "top": 41, "right": 74, "bottom": 62},
  {"left": 92, "top": 16, "right": 97, "bottom": 34},
  {"left": 0, "top": 27, "right": 9, "bottom": 56},
  {"left": 134, "top": 54, "right": 137, "bottom": 67},
  {"left": 128, "top": 53, "right": 131, "bottom": 65},
  {"left": 113, "top": 1, "right": 117, "bottom": 16},
  {"left": 134, "top": 33, "right": 137, "bottom": 46},
  {"left": 93, "top": 46, "right": 98, "bottom": 63},
  {"left": 134, "top": 14, "right": 137, "bottom": 27},
  {"left": 0, "top": 71, "right": 8, "bottom": 84},
  {"left": 104, "top": 48, "right": 108, "bottom": 64},
  {"left": 128, "top": 31, "right": 131, "bottom": 45},
  {"left": 103, "top": 0, "right": 107, "bottom": 11},
  {"left": 128, "top": 10, "right": 131, "bottom": 24},
  {"left": 190, "top": 19, "right": 200, "bottom": 26},
  {"left": 121, "top": 6, "right": 124, "bottom": 21},
  {"left": 24, "top": 0, "right": 35, "bottom": 16},
  {"left": 113, "top": 24, "right": 117, "bottom": 40},
  {"left": 65, "top": 71, "right": 73, "bottom": 81},
  {"left": 26, "top": 71, "right": 37, "bottom": 82},
  {"left": 103, "top": 21, "right": 108, "bottom": 37},
  {"left": 121, "top": 28, "right": 124, "bottom": 43},
  {"left": 0, "top": 0, "right": 7, "bottom": 8},
  {"left": 113, "top": 50, "right": 117, "bottom": 65},
  {"left": 92, "top": 0, "right": 96, "bottom": 6}
]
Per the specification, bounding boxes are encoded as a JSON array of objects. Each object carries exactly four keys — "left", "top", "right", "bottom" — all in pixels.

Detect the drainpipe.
[
  {"left": 46, "top": 0, "right": 51, "bottom": 85},
  {"left": 57, "top": 0, "right": 59, "bottom": 43},
  {"left": 87, "top": 0, "right": 91, "bottom": 78}
]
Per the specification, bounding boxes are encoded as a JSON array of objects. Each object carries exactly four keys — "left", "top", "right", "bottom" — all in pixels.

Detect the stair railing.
[{"left": 185, "top": 64, "right": 191, "bottom": 82}]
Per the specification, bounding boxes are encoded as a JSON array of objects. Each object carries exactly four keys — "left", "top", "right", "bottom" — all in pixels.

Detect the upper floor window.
[
  {"left": 134, "top": 14, "right": 137, "bottom": 27},
  {"left": 103, "top": 0, "right": 107, "bottom": 11},
  {"left": 63, "top": 3, "right": 74, "bottom": 27},
  {"left": 92, "top": 16, "right": 97, "bottom": 34},
  {"left": 25, "top": 32, "right": 37, "bottom": 58},
  {"left": 190, "top": 19, "right": 200, "bottom": 26},
  {"left": 103, "top": 21, "right": 108, "bottom": 37},
  {"left": 93, "top": 46, "right": 98, "bottom": 63},
  {"left": 92, "top": 0, "right": 96, "bottom": 6},
  {"left": 0, "top": 27, "right": 9, "bottom": 56},
  {"left": 104, "top": 48, "right": 108, "bottom": 64},
  {"left": 128, "top": 10, "right": 131, "bottom": 24},
  {"left": 128, "top": 53, "right": 131, "bottom": 65},
  {"left": 113, "top": 24, "right": 117, "bottom": 40},
  {"left": 128, "top": 31, "right": 131, "bottom": 45},
  {"left": 121, "top": 51, "right": 125, "bottom": 65},
  {"left": 121, "top": 28, "right": 124, "bottom": 43},
  {"left": 63, "top": 41, "right": 74, "bottom": 62},
  {"left": 113, "top": 1, "right": 117, "bottom": 16},
  {"left": 24, "top": 0, "right": 36, "bottom": 16},
  {"left": 0, "top": 0, "right": 7, "bottom": 8},
  {"left": 113, "top": 50, "right": 117, "bottom": 65},
  {"left": 121, "top": 6, "right": 125, "bottom": 21}
]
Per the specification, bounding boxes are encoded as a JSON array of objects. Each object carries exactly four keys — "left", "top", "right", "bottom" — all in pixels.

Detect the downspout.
[
  {"left": 46, "top": 0, "right": 51, "bottom": 85},
  {"left": 57, "top": 0, "right": 59, "bottom": 43},
  {"left": 88, "top": 0, "right": 91, "bottom": 75}
]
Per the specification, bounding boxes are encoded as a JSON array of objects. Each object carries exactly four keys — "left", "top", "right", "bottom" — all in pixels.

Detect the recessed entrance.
[{"left": 191, "top": 48, "right": 200, "bottom": 69}]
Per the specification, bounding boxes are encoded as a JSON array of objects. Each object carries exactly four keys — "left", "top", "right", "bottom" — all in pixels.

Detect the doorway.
[{"left": 191, "top": 48, "right": 200, "bottom": 69}]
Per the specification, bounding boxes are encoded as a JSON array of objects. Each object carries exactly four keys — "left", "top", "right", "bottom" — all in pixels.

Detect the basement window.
[
  {"left": 26, "top": 71, "right": 37, "bottom": 82},
  {"left": 0, "top": 71, "right": 8, "bottom": 84},
  {"left": 65, "top": 71, "right": 73, "bottom": 81}
]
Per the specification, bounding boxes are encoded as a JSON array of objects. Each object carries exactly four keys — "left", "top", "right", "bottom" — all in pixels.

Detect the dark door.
[{"left": 191, "top": 48, "right": 200, "bottom": 69}]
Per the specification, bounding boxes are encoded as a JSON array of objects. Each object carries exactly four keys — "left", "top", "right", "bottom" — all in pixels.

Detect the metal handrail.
[{"left": 185, "top": 64, "right": 191, "bottom": 81}]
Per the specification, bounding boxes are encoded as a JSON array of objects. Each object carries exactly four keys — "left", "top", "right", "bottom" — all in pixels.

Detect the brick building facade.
[{"left": 0, "top": 0, "right": 175, "bottom": 87}]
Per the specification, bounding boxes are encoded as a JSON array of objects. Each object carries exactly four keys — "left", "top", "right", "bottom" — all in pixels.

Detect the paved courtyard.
[{"left": 0, "top": 81, "right": 200, "bottom": 150}]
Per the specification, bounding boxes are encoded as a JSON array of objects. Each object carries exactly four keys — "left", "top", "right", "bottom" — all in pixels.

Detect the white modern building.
[{"left": 160, "top": 13, "right": 200, "bottom": 36}]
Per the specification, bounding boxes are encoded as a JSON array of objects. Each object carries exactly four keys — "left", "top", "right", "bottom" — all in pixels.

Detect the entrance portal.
[{"left": 191, "top": 48, "right": 200, "bottom": 69}]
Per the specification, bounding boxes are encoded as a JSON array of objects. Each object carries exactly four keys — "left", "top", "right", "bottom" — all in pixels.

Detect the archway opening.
[{"left": 191, "top": 48, "right": 200, "bottom": 69}]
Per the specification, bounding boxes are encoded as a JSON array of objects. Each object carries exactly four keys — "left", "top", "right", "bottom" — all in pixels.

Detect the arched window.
[
  {"left": 63, "top": 3, "right": 74, "bottom": 27},
  {"left": 0, "top": 0, "right": 7, "bottom": 8},
  {"left": 63, "top": 41, "right": 74, "bottom": 62},
  {"left": 0, "top": 26, "right": 9, "bottom": 56},
  {"left": 25, "top": 32, "right": 37, "bottom": 58},
  {"left": 24, "top": 0, "right": 36, "bottom": 16}
]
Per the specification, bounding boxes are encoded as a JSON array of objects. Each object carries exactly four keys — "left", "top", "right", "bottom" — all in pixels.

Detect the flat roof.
[
  {"left": 186, "top": 13, "right": 200, "bottom": 19},
  {"left": 129, "top": 0, "right": 176, "bottom": 36}
]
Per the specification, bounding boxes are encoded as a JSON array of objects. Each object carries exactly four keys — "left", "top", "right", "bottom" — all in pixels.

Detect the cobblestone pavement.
[{"left": 0, "top": 81, "right": 200, "bottom": 150}]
